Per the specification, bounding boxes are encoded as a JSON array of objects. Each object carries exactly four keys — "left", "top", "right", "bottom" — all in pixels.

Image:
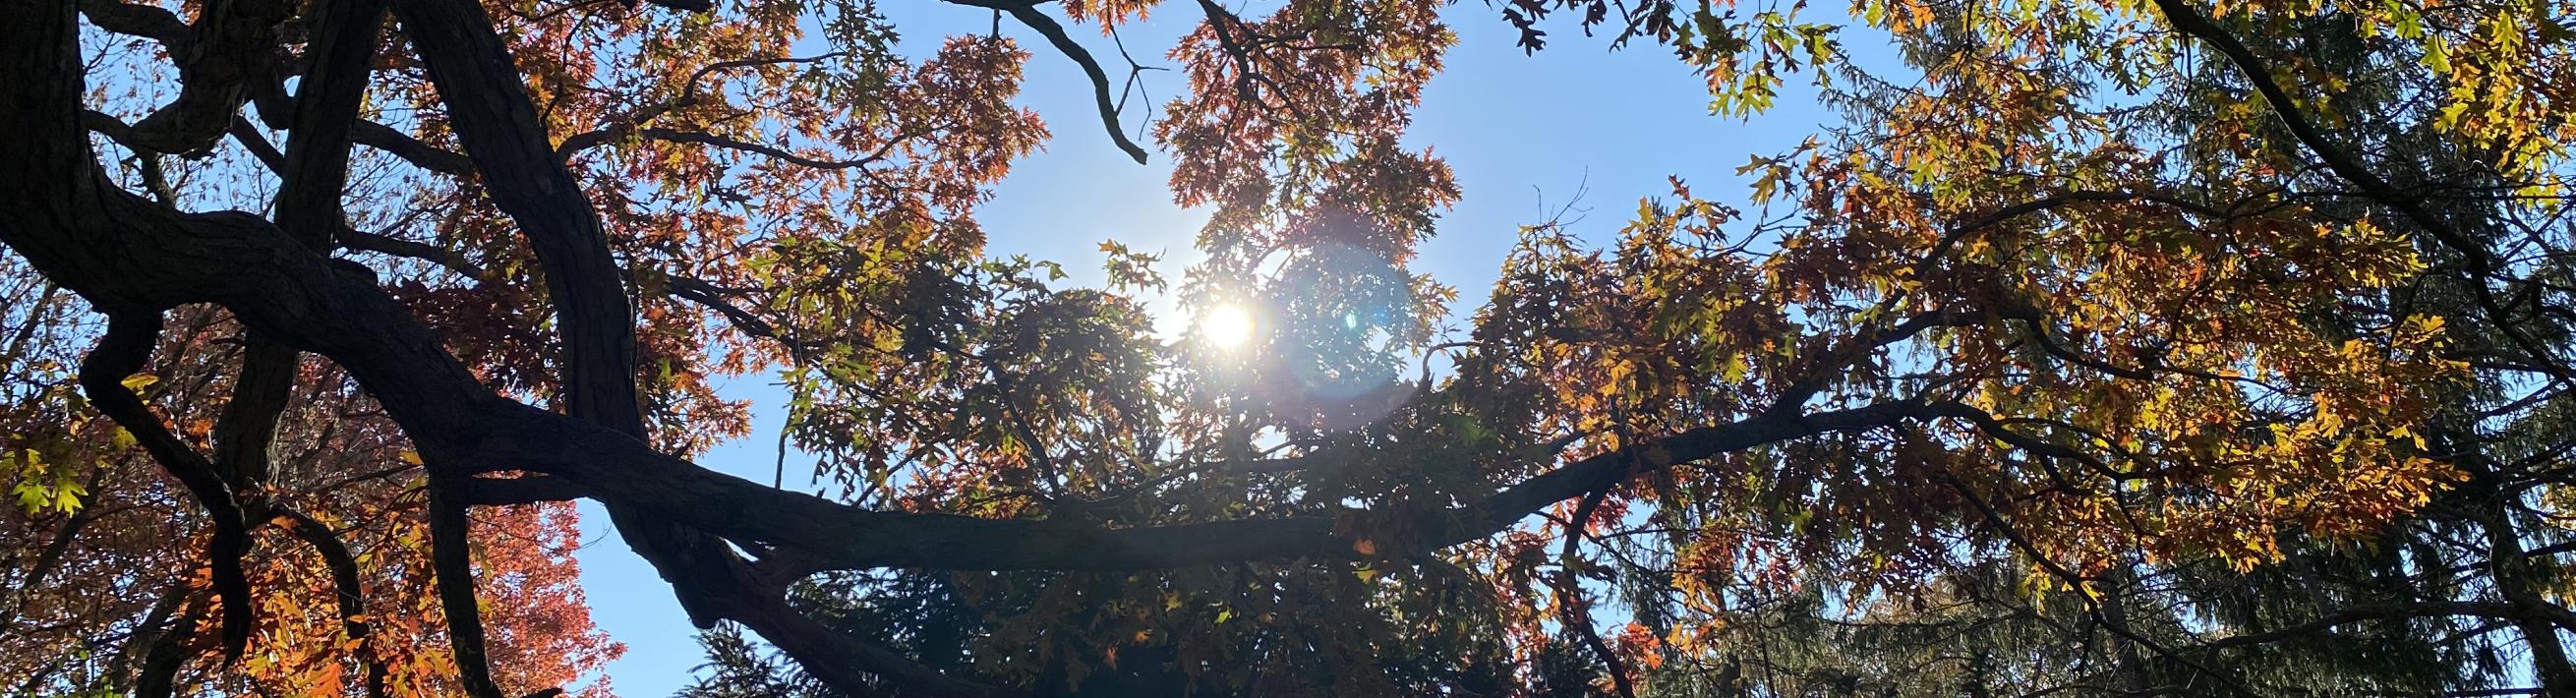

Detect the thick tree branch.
[
  {"left": 124, "top": 0, "right": 292, "bottom": 154},
  {"left": 75, "top": 314, "right": 257, "bottom": 662},
  {"left": 382, "top": 3, "right": 1004, "bottom": 696},
  {"left": 272, "top": 508, "right": 393, "bottom": 698},
  {"left": 455, "top": 473, "right": 590, "bottom": 505},
  {"left": 392, "top": 0, "right": 645, "bottom": 434},
  {"left": 390, "top": 0, "right": 678, "bottom": 692},
  {"left": 2150, "top": 0, "right": 2573, "bottom": 382},
  {"left": 131, "top": 593, "right": 204, "bottom": 698},
  {"left": 78, "top": 0, "right": 191, "bottom": 44},
  {"left": 209, "top": 337, "right": 296, "bottom": 487},
  {"left": 350, "top": 118, "right": 477, "bottom": 175},
  {"left": 427, "top": 463, "right": 510, "bottom": 698},
  {"left": 277, "top": 0, "right": 388, "bottom": 249},
  {"left": 4, "top": 10, "right": 1994, "bottom": 695}
]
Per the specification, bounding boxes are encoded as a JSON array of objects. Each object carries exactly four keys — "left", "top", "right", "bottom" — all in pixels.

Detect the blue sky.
[{"left": 571, "top": 3, "right": 1855, "bottom": 694}]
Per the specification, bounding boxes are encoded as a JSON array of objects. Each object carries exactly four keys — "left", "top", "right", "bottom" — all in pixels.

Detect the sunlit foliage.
[{"left": 5, "top": 0, "right": 2576, "bottom": 694}]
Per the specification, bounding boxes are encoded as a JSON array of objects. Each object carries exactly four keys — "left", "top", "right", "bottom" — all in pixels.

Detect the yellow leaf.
[
  {"left": 398, "top": 450, "right": 424, "bottom": 465},
  {"left": 119, "top": 373, "right": 157, "bottom": 391}
]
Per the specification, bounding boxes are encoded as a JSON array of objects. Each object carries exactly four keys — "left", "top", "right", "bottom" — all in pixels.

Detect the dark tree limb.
[
  {"left": 2149, "top": 0, "right": 2574, "bottom": 383},
  {"left": 215, "top": 0, "right": 394, "bottom": 497},
  {"left": 390, "top": 0, "right": 738, "bottom": 630},
  {"left": 123, "top": 0, "right": 293, "bottom": 154},
  {"left": 427, "top": 463, "right": 511, "bottom": 698},
  {"left": 1, "top": 9, "right": 2034, "bottom": 695},
  {"left": 390, "top": 0, "right": 645, "bottom": 435},
  {"left": 226, "top": 119, "right": 288, "bottom": 170},
  {"left": 107, "top": 582, "right": 192, "bottom": 694},
  {"left": 1553, "top": 488, "right": 1635, "bottom": 698},
  {"left": 381, "top": 3, "right": 1008, "bottom": 697},
  {"left": 456, "top": 473, "right": 590, "bottom": 505},
  {"left": 272, "top": 507, "right": 393, "bottom": 698},
  {"left": 78, "top": 0, "right": 191, "bottom": 44},
  {"left": 946, "top": 0, "right": 1150, "bottom": 164},
  {"left": 132, "top": 592, "right": 205, "bottom": 698},
  {"left": 210, "top": 336, "right": 298, "bottom": 487},
  {"left": 390, "top": 0, "right": 663, "bottom": 693},
  {"left": 75, "top": 314, "right": 257, "bottom": 662},
  {"left": 278, "top": 0, "right": 389, "bottom": 249}
]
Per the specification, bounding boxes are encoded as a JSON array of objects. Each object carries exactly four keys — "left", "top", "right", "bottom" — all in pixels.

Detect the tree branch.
[
  {"left": 2194, "top": 601, "right": 2576, "bottom": 651},
  {"left": 123, "top": 0, "right": 293, "bottom": 154},
  {"left": 272, "top": 508, "right": 393, "bottom": 698},
  {"left": 75, "top": 314, "right": 258, "bottom": 662},
  {"left": 948, "top": 0, "right": 1150, "bottom": 164},
  {"left": 455, "top": 473, "right": 590, "bottom": 505},
  {"left": 2150, "top": 0, "right": 2573, "bottom": 382}
]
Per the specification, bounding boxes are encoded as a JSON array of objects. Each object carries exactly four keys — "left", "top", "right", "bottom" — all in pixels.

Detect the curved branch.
[
  {"left": 618, "top": 127, "right": 896, "bottom": 169},
  {"left": 2150, "top": 0, "right": 2573, "bottom": 382},
  {"left": 131, "top": 593, "right": 205, "bottom": 698},
  {"left": 380, "top": 4, "right": 1004, "bottom": 697},
  {"left": 272, "top": 508, "right": 393, "bottom": 698},
  {"left": 948, "top": 0, "right": 1150, "bottom": 164},
  {"left": 124, "top": 0, "right": 293, "bottom": 154},
  {"left": 392, "top": 0, "right": 644, "bottom": 435},
  {"left": 78, "top": 0, "right": 190, "bottom": 44},
  {"left": 338, "top": 226, "right": 495, "bottom": 279},
  {"left": 75, "top": 314, "right": 257, "bottom": 663}
]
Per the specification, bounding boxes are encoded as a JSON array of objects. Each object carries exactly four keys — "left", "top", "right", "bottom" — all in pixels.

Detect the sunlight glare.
[{"left": 1202, "top": 304, "right": 1256, "bottom": 349}]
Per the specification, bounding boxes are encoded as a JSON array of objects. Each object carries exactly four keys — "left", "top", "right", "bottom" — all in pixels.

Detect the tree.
[
  {"left": 3, "top": 0, "right": 2575, "bottom": 694},
  {"left": 0, "top": 295, "right": 623, "bottom": 696}
]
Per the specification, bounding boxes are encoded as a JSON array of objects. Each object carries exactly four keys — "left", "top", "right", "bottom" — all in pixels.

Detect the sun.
[{"left": 1201, "top": 304, "right": 1257, "bottom": 349}]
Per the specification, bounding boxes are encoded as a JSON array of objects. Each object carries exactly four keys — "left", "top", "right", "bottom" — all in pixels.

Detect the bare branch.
[
  {"left": 947, "top": 0, "right": 1150, "bottom": 164},
  {"left": 75, "top": 314, "right": 257, "bottom": 662}
]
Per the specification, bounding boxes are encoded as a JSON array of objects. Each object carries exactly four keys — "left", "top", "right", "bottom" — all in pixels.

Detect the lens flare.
[{"left": 1201, "top": 304, "right": 1256, "bottom": 349}]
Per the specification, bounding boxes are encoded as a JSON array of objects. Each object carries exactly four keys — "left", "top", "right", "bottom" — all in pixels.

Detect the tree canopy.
[{"left": 4, "top": 0, "right": 2576, "bottom": 694}]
